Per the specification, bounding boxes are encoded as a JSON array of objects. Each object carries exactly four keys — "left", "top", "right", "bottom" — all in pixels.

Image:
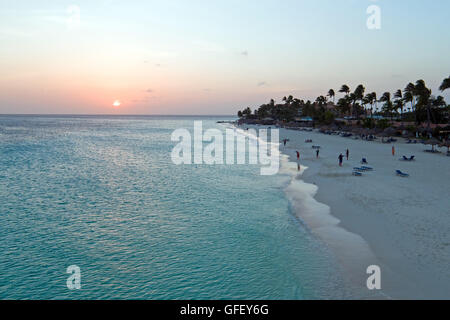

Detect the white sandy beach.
[
  {"left": 278, "top": 127, "right": 450, "bottom": 299},
  {"left": 241, "top": 124, "right": 450, "bottom": 299}
]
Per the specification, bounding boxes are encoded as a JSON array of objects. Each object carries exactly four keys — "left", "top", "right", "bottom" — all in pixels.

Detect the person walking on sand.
[
  {"left": 346, "top": 149, "right": 349, "bottom": 160},
  {"left": 297, "top": 163, "right": 301, "bottom": 171},
  {"left": 338, "top": 153, "right": 344, "bottom": 167},
  {"left": 296, "top": 151, "right": 300, "bottom": 160},
  {"left": 316, "top": 149, "right": 320, "bottom": 158},
  {"left": 392, "top": 145, "right": 395, "bottom": 156}
]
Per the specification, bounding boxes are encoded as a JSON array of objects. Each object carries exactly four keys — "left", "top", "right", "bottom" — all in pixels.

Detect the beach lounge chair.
[
  {"left": 396, "top": 170, "right": 409, "bottom": 177},
  {"left": 342, "top": 133, "right": 352, "bottom": 138},
  {"left": 361, "top": 166, "right": 373, "bottom": 171},
  {"left": 312, "top": 145, "right": 321, "bottom": 149},
  {"left": 352, "top": 171, "right": 363, "bottom": 176},
  {"left": 401, "top": 155, "right": 415, "bottom": 161},
  {"left": 353, "top": 167, "right": 367, "bottom": 172}
]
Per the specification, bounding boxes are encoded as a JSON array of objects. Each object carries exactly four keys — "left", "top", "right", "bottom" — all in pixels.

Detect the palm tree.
[
  {"left": 287, "top": 95, "right": 293, "bottom": 104},
  {"left": 371, "top": 92, "right": 378, "bottom": 114},
  {"left": 429, "top": 95, "right": 447, "bottom": 124},
  {"left": 394, "top": 89, "right": 402, "bottom": 100},
  {"left": 364, "top": 93, "right": 373, "bottom": 117},
  {"left": 394, "top": 99, "right": 404, "bottom": 123},
  {"left": 242, "top": 107, "right": 252, "bottom": 117},
  {"left": 415, "top": 79, "right": 427, "bottom": 93},
  {"left": 362, "top": 96, "right": 370, "bottom": 117},
  {"left": 403, "top": 82, "right": 415, "bottom": 121},
  {"left": 424, "top": 90, "right": 433, "bottom": 130},
  {"left": 402, "top": 91, "right": 413, "bottom": 112},
  {"left": 415, "top": 80, "right": 432, "bottom": 128},
  {"left": 439, "top": 76, "right": 450, "bottom": 91},
  {"left": 379, "top": 92, "right": 394, "bottom": 120},
  {"left": 337, "top": 97, "right": 351, "bottom": 116},
  {"left": 327, "top": 89, "right": 335, "bottom": 103},
  {"left": 348, "top": 92, "right": 358, "bottom": 118},
  {"left": 354, "top": 84, "right": 365, "bottom": 119},
  {"left": 339, "top": 85, "right": 350, "bottom": 96},
  {"left": 364, "top": 92, "right": 377, "bottom": 118},
  {"left": 316, "top": 96, "right": 327, "bottom": 105},
  {"left": 394, "top": 89, "right": 403, "bottom": 121},
  {"left": 432, "top": 95, "right": 446, "bottom": 108}
]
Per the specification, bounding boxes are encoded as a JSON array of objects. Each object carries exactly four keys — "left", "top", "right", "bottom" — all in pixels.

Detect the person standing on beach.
[
  {"left": 346, "top": 149, "right": 349, "bottom": 160},
  {"left": 392, "top": 145, "right": 395, "bottom": 156},
  {"left": 296, "top": 151, "right": 300, "bottom": 160},
  {"left": 338, "top": 153, "right": 344, "bottom": 166},
  {"left": 297, "top": 163, "right": 301, "bottom": 171},
  {"left": 316, "top": 149, "right": 320, "bottom": 158}
]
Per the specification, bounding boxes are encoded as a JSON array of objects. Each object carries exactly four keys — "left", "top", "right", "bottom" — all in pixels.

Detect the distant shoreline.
[{"left": 0, "top": 114, "right": 238, "bottom": 117}]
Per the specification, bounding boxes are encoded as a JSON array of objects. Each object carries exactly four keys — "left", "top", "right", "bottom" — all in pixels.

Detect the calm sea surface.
[{"left": 0, "top": 115, "right": 347, "bottom": 299}]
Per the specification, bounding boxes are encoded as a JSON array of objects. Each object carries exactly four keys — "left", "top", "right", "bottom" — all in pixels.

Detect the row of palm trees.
[
  {"left": 238, "top": 76, "right": 450, "bottom": 126},
  {"left": 325, "top": 76, "right": 449, "bottom": 125}
]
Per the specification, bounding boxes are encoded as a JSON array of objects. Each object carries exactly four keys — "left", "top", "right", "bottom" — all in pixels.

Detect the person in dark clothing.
[
  {"left": 316, "top": 149, "right": 320, "bottom": 158},
  {"left": 346, "top": 149, "right": 349, "bottom": 160},
  {"left": 339, "top": 153, "right": 344, "bottom": 166},
  {"left": 296, "top": 151, "right": 300, "bottom": 160}
]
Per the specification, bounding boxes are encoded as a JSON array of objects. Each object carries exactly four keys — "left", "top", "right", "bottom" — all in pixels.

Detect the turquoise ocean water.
[{"left": 0, "top": 115, "right": 348, "bottom": 299}]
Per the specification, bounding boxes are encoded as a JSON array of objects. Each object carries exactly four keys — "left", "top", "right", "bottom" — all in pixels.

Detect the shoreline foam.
[
  {"left": 279, "top": 155, "right": 391, "bottom": 299},
  {"left": 234, "top": 124, "right": 389, "bottom": 298}
]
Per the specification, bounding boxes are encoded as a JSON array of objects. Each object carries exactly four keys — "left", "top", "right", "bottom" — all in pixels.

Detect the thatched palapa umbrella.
[
  {"left": 383, "top": 127, "right": 397, "bottom": 137},
  {"left": 425, "top": 138, "right": 441, "bottom": 152},
  {"left": 440, "top": 140, "right": 450, "bottom": 152}
]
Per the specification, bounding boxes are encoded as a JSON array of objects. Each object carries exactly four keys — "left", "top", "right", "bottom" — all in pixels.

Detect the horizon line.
[{"left": 0, "top": 113, "right": 237, "bottom": 117}]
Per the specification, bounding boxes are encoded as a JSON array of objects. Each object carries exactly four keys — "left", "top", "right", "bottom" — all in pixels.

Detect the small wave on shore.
[
  {"left": 279, "top": 154, "right": 390, "bottom": 298},
  {"left": 231, "top": 124, "right": 390, "bottom": 298}
]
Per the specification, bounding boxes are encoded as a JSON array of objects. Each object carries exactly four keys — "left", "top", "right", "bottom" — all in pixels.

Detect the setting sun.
[{"left": 113, "top": 100, "right": 121, "bottom": 107}]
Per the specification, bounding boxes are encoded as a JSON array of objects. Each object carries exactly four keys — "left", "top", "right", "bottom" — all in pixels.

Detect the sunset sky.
[{"left": 1, "top": 0, "right": 449, "bottom": 115}]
